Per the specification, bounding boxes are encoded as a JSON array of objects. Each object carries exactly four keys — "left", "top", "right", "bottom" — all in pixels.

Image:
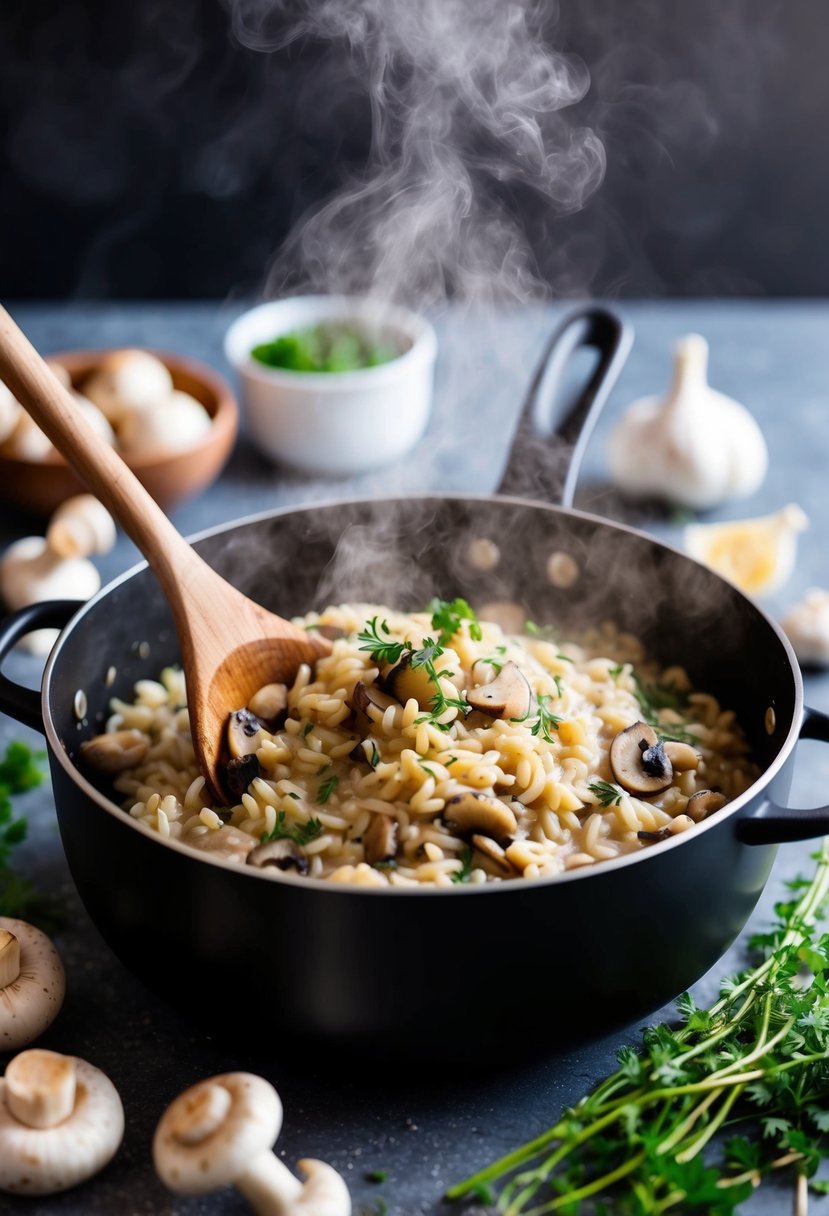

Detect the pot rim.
[{"left": 40, "top": 490, "right": 804, "bottom": 897}]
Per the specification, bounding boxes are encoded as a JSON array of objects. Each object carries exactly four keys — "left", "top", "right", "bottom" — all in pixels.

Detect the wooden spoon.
[{"left": 0, "top": 306, "right": 332, "bottom": 801}]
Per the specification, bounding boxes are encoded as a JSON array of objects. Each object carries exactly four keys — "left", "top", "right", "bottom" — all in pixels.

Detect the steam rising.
[{"left": 225, "top": 0, "right": 605, "bottom": 306}]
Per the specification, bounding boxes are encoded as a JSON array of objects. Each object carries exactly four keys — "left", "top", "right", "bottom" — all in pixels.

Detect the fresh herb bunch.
[
  {"left": 448, "top": 840, "right": 829, "bottom": 1214},
  {"left": 0, "top": 741, "right": 64, "bottom": 933},
  {"left": 261, "top": 810, "right": 324, "bottom": 847}
]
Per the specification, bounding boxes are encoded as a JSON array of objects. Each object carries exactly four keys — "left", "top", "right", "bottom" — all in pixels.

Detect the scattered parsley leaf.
[
  {"left": 428, "top": 597, "right": 482, "bottom": 645},
  {"left": 450, "top": 845, "right": 474, "bottom": 885}
]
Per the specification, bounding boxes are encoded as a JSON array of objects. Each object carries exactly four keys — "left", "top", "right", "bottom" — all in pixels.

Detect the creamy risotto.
[{"left": 84, "top": 601, "right": 758, "bottom": 887}]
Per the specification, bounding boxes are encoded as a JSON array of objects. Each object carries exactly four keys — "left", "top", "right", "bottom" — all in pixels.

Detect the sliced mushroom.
[
  {"left": 247, "top": 683, "right": 288, "bottom": 727},
  {"left": 223, "top": 754, "right": 261, "bottom": 800},
  {"left": 466, "top": 661, "right": 532, "bottom": 720},
  {"left": 363, "top": 813, "right": 398, "bottom": 865},
  {"left": 314, "top": 623, "right": 348, "bottom": 641},
  {"left": 226, "top": 708, "right": 265, "bottom": 759},
  {"left": 471, "top": 833, "right": 516, "bottom": 876},
  {"left": 185, "top": 826, "right": 256, "bottom": 863},
  {"left": 442, "top": 793, "right": 517, "bottom": 844},
  {"left": 79, "top": 729, "right": 149, "bottom": 773},
  {"left": 381, "top": 650, "right": 436, "bottom": 710},
  {"left": 662, "top": 740, "right": 701, "bottom": 771},
  {"left": 686, "top": 789, "right": 727, "bottom": 823},
  {"left": 609, "top": 722, "right": 674, "bottom": 796},
  {"left": 637, "top": 826, "right": 673, "bottom": 843},
  {"left": 349, "top": 681, "right": 400, "bottom": 717},
  {"left": 246, "top": 839, "right": 309, "bottom": 875}
]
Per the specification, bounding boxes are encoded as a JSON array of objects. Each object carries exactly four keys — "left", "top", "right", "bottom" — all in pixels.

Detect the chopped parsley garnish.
[
  {"left": 428, "top": 597, "right": 483, "bottom": 646},
  {"left": 367, "top": 741, "right": 380, "bottom": 769},
  {"left": 450, "top": 845, "right": 474, "bottom": 884},
  {"left": 301, "top": 721, "right": 314, "bottom": 737},
  {"left": 251, "top": 324, "right": 397, "bottom": 373},
  {"left": 365, "top": 1169, "right": 388, "bottom": 1184},
  {"left": 261, "top": 811, "right": 323, "bottom": 846},
  {"left": 317, "top": 773, "right": 339, "bottom": 804},
  {"left": 588, "top": 779, "right": 624, "bottom": 807},
  {"left": 608, "top": 663, "right": 625, "bottom": 679}
]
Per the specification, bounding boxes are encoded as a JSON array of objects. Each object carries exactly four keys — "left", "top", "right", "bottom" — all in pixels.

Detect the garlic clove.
[
  {"left": 684, "top": 503, "right": 808, "bottom": 596},
  {"left": 781, "top": 589, "right": 829, "bottom": 667},
  {"left": 607, "top": 334, "right": 768, "bottom": 510}
]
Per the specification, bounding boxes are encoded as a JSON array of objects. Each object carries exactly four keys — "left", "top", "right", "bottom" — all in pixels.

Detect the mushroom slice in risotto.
[
  {"left": 443, "top": 793, "right": 517, "bottom": 844},
  {"left": 610, "top": 721, "right": 674, "bottom": 796},
  {"left": 466, "top": 661, "right": 532, "bottom": 721}
]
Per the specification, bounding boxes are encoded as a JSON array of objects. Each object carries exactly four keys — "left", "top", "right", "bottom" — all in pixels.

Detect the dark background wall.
[{"left": 1, "top": 0, "right": 824, "bottom": 300}]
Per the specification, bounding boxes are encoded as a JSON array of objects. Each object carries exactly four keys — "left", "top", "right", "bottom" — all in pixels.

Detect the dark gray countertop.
[{"left": 2, "top": 300, "right": 829, "bottom": 1214}]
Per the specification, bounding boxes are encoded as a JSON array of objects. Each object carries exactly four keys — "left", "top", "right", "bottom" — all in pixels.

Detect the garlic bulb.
[
  {"left": 607, "top": 334, "right": 768, "bottom": 510},
  {"left": 684, "top": 503, "right": 808, "bottom": 597},
  {"left": 781, "top": 589, "right": 829, "bottom": 666}
]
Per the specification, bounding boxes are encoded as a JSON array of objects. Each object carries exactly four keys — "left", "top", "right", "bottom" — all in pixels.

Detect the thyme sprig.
[
  {"left": 261, "top": 811, "right": 324, "bottom": 847},
  {"left": 448, "top": 841, "right": 829, "bottom": 1213}
]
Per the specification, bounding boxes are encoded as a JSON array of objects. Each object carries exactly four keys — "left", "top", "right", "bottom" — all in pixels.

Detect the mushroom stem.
[
  {"left": 0, "top": 930, "right": 20, "bottom": 988},
  {"left": 5, "top": 1050, "right": 77, "bottom": 1129},
  {"left": 235, "top": 1149, "right": 304, "bottom": 1213}
]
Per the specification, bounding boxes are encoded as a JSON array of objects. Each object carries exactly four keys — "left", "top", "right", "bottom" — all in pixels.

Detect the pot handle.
[
  {"left": 738, "top": 706, "right": 829, "bottom": 844},
  {"left": 0, "top": 601, "right": 82, "bottom": 732},
  {"left": 497, "top": 305, "right": 633, "bottom": 508}
]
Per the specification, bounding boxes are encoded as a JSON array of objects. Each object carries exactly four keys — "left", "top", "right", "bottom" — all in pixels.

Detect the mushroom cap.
[
  {"left": 609, "top": 721, "right": 674, "bottom": 796},
  {"left": 0, "top": 1053, "right": 124, "bottom": 1195},
  {"left": 153, "top": 1072, "right": 282, "bottom": 1195},
  {"left": 117, "top": 392, "right": 211, "bottom": 455},
  {"left": 82, "top": 350, "right": 173, "bottom": 422},
  {"left": 0, "top": 918, "right": 65, "bottom": 1052}
]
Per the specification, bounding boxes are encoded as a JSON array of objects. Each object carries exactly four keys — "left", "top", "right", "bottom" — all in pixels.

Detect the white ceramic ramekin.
[{"left": 223, "top": 296, "right": 437, "bottom": 475}]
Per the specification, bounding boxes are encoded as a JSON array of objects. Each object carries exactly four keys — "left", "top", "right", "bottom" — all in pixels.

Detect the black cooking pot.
[{"left": 1, "top": 307, "right": 827, "bottom": 1058}]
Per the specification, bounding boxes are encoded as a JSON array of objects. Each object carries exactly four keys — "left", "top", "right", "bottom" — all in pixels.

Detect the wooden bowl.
[{"left": 0, "top": 349, "right": 238, "bottom": 516}]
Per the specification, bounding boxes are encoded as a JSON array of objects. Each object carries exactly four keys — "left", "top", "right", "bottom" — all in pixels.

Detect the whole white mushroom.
[
  {"left": 0, "top": 1048, "right": 124, "bottom": 1195},
  {"left": 1, "top": 393, "right": 114, "bottom": 461},
  {"left": 0, "top": 536, "right": 101, "bottom": 654},
  {"left": 0, "top": 380, "right": 21, "bottom": 445},
  {"left": 46, "top": 494, "right": 117, "bottom": 560},
  {"left": 117, "top": 389, "right": 212, "bottom": 455},
  {"left": 0, "top": 918, "right": 65, "bottom": 1052},
  {"left": 153, "top": 1072, "right": 351, "bottom": 1214},
  {"left": 82, "top": 349, "right": 173, "bottom": 424}
]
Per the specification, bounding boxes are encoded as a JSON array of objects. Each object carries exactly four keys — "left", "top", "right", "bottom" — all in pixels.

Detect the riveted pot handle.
[
  {"left": 497, "top": 305, "right": 634, "bottom": 508},
  {"left": 738, "top": 706, "right": 829, "bottom": 844},
  {"left": 0, "top": 601, "right": 82, "bottom": 732}
]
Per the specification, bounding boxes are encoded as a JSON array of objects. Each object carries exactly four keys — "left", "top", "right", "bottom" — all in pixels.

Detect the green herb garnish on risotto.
[{"left": 261, "top": 812, "right": 323, "bottom": 847}]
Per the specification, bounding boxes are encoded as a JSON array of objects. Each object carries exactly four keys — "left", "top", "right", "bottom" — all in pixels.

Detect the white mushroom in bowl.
[
  {"left": 117, "top": 389, "right": 212, "bottom": 456},
  {"left": 153, "top": 1071, "right": 351, "bottom": 1214},
  {"left": 0, "top": 1048, "right": 124, "bottom": 1194},
  {"left": 81, "top": 348, "right": 173, "bottom": 423},
  {"left": 0, "top": 918, "right": 65, "bottom": 1052}
]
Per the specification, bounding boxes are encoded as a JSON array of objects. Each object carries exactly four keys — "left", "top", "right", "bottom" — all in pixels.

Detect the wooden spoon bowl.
[{"left": 0, "top": 307, "right": 331, "bottom": 801}]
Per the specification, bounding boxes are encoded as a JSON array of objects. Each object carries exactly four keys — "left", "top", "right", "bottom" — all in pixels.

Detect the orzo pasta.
[{"left": 95, "top": 601, "right": 758, "bottom": 888}]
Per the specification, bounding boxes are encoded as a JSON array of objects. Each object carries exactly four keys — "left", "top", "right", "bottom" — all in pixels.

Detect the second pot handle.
[
  {"left": 0, "top": 601, "right": 82, "bottom": 732},
  {"left": 497, "top": 305, "right": 633, "bottom": 508},
  {"left": 738, "top": 706, "right": 829, "bottom": 844}
]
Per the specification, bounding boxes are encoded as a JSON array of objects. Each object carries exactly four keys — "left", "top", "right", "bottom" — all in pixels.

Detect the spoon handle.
[{"left": 0, "top": 305, "right": 201, "bottom": 592}]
